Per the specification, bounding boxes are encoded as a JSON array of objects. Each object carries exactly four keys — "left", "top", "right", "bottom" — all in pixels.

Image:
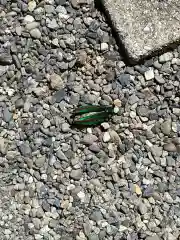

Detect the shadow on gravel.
[
  {"left": 94, "top": 0, "right": 131, "bottom": 65},
  {"left": 94, "top": 0, "right": 180, "bottom": 66}
]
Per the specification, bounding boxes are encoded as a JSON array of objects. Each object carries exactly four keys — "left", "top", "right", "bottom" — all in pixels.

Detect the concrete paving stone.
[{"left": 100, "top": 0, "right": 180, "bottom": 63}]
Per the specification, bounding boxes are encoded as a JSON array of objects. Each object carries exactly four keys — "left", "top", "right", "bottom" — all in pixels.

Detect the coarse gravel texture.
[{"left": 0, "top": 0, "right": 180, "bottom": 240}]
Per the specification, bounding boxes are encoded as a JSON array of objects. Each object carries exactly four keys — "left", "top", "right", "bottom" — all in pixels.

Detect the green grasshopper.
[{"left": 71, "top": 104, "right": 119, "bottom": 127}]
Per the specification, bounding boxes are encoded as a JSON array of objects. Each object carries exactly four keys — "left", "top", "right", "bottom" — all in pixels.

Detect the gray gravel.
[{"left": 0, "top": 0, "right": 180, "bottom": 240}]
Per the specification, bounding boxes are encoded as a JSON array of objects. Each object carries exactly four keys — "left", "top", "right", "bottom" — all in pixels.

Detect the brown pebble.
[
  {"left": 172, "top": 137, "right": 180, "bottom": 145},
  {"left": 176, "top": 145, "right": 180, "bottom": 153},
  {"left": 163, "top": 142, "right": 177, "bottom": 152},
  {"left": 113, "top": 99, "right": 122, "bottom": 107}
]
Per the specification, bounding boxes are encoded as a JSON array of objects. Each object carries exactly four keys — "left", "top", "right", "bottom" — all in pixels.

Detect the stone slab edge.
[{"left": 100, "top": 0, "right": 180, "bottom": 64}]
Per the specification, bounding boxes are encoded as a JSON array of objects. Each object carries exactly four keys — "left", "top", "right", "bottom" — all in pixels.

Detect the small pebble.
[
  {"left": 42, "top": 118, "right": 50, "bottom": 128},
  {"left": 28, "top": 1, "right": 36, "bottom": 12},
  {"left": 130, "top": 111, "right": 136, "bottom": 118},
  {"left": 163, "top": 143, "right": 177, "bottom": 152},
  {"left": 134, "top": 184, "right": 142, "bottom": 195},
  {"left": 144, "top": 68, "right": 154, "bottom": 80},
  {"left": 159, "top": 52, "right": 173, "bottom": 63},
  {"left": 24, "top": 15, "right": 35, "bottom": 23},
  {"left": 113, "top": 99, "right": 121, "bottom": 107},
  {"left": 103, "top": 132, "right": 111, "bottom": 142},
  {"left": 113, "top": 106, "right": 119, "bottom": 114},
  {"left": 61, "top": 123, "right": 70, "bottom": 132},
  {"left": 101, "top": 122, "right": 110, "bottom": 130},
  {"left": 30, "top": 28, "right": 41, "bottom": 38},
  {"left": 100, "top": 43, "right": 108, "bottom": 51}
]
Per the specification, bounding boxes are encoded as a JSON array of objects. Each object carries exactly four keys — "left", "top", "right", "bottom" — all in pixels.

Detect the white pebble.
[
  {"left": 28, "top": 176, "right": 34, "bottom": 184},
  {"left": 164, "top": 192, "right": 174, "bottom": 203},
  {"left": 30, "top": 28, "right": 41, "bottom": 39},
  {"left": 52, "top": 38, "right": 59, "bottom": 46},
  {"left": 28, "top": 223, "right": 34, "bottom": 229},
  {"left": 43, "top": 103, "right": 50, "bottom": 110},
  {"left": 34, "top": 234, "right": 43, "bottom": 240},
  {"left": 61, "top": 200, "right": 70, "bottom": 209},
  {"left": 84, "top": 17, "right": 93, "bottom": 26},
  {"left": 41, "top": 174, "right": 47, "bottom": 180},
  {"left": 117, "top": 61, "right": 125, "bottom": 68},
  {"left": 119, "top": 225, "right": 128, "bottom": 231},
  {"left": 26, "top": 22, "right": 40, "bottom": 31},
  {"left": 101, "top": 221, "right": 108, "bottom": 227},
  {"left": 87, "top": 128, "right": 92, "bottom": 134},
  {"left": 56, "top": 5, "right": 67, "bottom": 14},
  {"left": 34, "top": 7, "right": 44, "bottom": 14},
  {"left": 61, "top": 123, "right": 70, "bottom": 132},
  {"left": 113, "top": 106, "right": 119, "bottom": 114},
  {"left": 40, "top": 225, "right": 50, "bottom": 234},
  {"left": 6, "top": 88, "right": 15, "bottom": 96},
  {"left": 101, "top": 122, "right": 110, "bottom": 130},
  {"left": 159, "top": 52, "right": 173, "bottom": 63},
  {"left": 24, "top": 15, "right": 35, "bottom": 23},
  {"left": 173, "top": 108, "right": 180, "bottom": 115},
  {"left": 77, "top": 191, "right": 85, "bottom": 202},
  {"left": 16, "top": 26, "right": 22, "bottom": 36},
  {"left": 28, "top": 1, "right": 36, "bottom": 12},
  {"left": 146, "top": 140, "right": 153, "bottom": 147},
  {"left": 140, "top": 116, "right": 149, "bottom": 122},
  {"left": 78, "top": 231, "right": 86, "bottom": 240},
  {"left": 67, "top": 184, "right": 75, "bottom": 191},
  {"left": 101, "top": 43, "right": 108, "bottom": 51},
  {"left": 103, "top": 132, "right": 111, "bottom": 142},
  {"left": 113, "top": 99, "right": 121, "bottom": 107},
  {"left": 96, "top": 56, "right": 103, "bottom": 63},
  {"left": 32, "top": 199, "right": 39, "bottom": 209},
  {"left": 45, "top": 0, "right": 54, "bottom": 4},
  {"left": 58, "top": 9, "right": 69, "bottom": 19},
  {"left": 144, "top": 68, "right": 154, "bottom": 80},
  {"left": 42, "top": 118, "right": 50, "bottom": 128},
  {"left": 143, "top": 25, "right": 151, "bottom": 33},
  {"left": 142, "top": 178, "right": 151, "bottom": 185},
  {"left": 8, "top": 214, "right": 13, "bottom": 220},
  {"left": 161, "top": 158, "right": 167, "bottom": 167},
  {"left": 4, "top": 229, "right": 11, "bottom": 235},
  {"left": 130, "top": 111, "right": 136, "bottom": 118},
  {"left": 172, "top": 122, "right": 177, "bottom": 132}
]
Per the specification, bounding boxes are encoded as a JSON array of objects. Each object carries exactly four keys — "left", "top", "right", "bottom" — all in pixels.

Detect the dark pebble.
[
  {"left": 0, "top": 53, "right": 12, "bottom": 65},
  {"left": 15, "top": 98, "right": 24, "bottom": 109},
  {"left": 0, "top": 0, "right": 7, "bottom": 5},
  {"left": 142, "top": 185, "right": 154, "bottom": 198},
  {"left": 89, "top": 20, "right": 100, "bottom": 32},
  {"left": 89, "top": 143, "right": 101, "bottom": 153},
  {"left": 38, "top": 185, "right": 49, "bottom": 199},
  {"left": 149, "top": 112, "right": 159, "bottom": 120},
  {"left": 158, "top": 183, "right": 168, "bottom": 193},
  {"left": 17, "top": 1, "right": 28, "bottom": 11},
  {"left": 53, "top": 198, "right": 61, "bottom": 208},
  {"left": 55, "top": 0, "right": 67, "bottom": 4},
  {"left": 50, "top": 88, "right": 66, "bottom": 104},
  {"left": 57, "top": 62, "right": 68, "bottom": 70},
  {"left": 134, "top": 65, "right": 148, "bottom": 74},
  {"left": 3, "top": 107, "right": 12, "bottom": 122},
  {"left": 12, "top": 55, "right": 21, "bottom": 69},
  {"left": 18, "top": 143, "right": 31, "bottom": 157},
  {"left": 177, "top": 188, "right": 180, "bottom": 197},
  {"left": 42, "top": 200, "right": 51, "bottom": 212},
  {"left": 116, "top": 74, "right": 131, "bottom": 88},
  {"left": 136, "top": 106, "right": 149, "bottom": 117},
  {"left": 166, "top": 156, "right": 176, "bottom": 167}
]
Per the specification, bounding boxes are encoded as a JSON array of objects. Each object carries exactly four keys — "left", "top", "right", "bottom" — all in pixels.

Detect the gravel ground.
[{"left": 0, "top": 0, "right": 180, "bottom": 240}]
